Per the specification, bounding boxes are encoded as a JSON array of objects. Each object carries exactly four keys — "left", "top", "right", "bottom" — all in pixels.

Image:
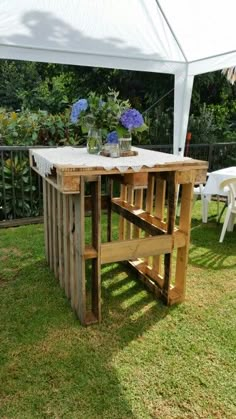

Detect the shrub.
[
  {"left": 188, "top": 102, "right": 236, "bottom": 143},
  {"left": 0, "top": 109, "right": 84, "bottom": 146},
  {"left": 0, "top": 155, "right": 42, "bottom": 219}
]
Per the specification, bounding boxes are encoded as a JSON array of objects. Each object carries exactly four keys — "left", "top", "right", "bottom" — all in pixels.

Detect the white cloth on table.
[{"left": 31, "top": 146, "right": 192, "bottom": 177}]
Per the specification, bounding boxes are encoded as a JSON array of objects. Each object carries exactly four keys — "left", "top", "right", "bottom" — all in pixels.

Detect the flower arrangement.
[{"left": 70, "top": 90, "right": 147, "bottom": 153}]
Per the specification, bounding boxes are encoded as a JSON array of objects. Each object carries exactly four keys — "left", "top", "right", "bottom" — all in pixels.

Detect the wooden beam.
[
  {"left": 57, "top": 190, "right": 64, "bottom": 289},
  {"left": 128, "top": 260, "right": 162, "bottom": 298},
  {"left": 52, "top": 186, "right": 59, "bottom": 279},
  {"left": 74, "top": 177, "right": 86, "bottom": 324},
  {"left": 133, "top": 189, "right": 143, "bottom": 238},
  {"left": 174, "top": 182, "right": 194, "bottom": 301},
  {"left": 43, "top": 180, "right": 49, "bottom": 262},
  {"left": 90, "top": 177, "right": 101, "bottom": 323},
  {"left": 101, "top": 232, "right": 185, "bottom": 264},
  {"left": 47, "top": 183, "right": 53, "bottom": 271},
  {"left": 112, "top": 199, "right": 166, "bottom": 236},
  {"left": 69, "top": 195, "right": 76, "bottom": 309},
  {"left": 153, "top": 175, "right": 166, "bottom": 275},
  {"left": 163, "top": 172, "right": 178, "bottom": 302},
  {"left": 62, "top": 194, "right": 70, "bottom": 298},
  {"left": 0, "top": 216, "right": 43, "bottom": 229},
  {"left": 118, "top": 185, "right": 127, "bottom": 240}
]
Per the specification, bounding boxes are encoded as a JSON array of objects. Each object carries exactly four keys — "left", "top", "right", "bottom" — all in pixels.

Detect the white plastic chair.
[
  {"left": 193, "top": 183, "right": 208, "bottom": 223},
  {"left": 193, "top": 172, "right": 211, "bottom": 223},
  {"left": 219, "top": 177, "right": 236, "bottom": 243}
]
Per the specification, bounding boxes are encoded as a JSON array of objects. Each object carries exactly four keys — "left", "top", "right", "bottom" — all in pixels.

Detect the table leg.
[
  {"left": 73, "top": 177, "right": 86, "bottom": 324},
  {"left": 47, "top": 183, "right": 53, "bottom": 272},
  {"left": 62, "top": 194, "right": 71, "bottom": 298},
  {"left": 43, "top": 179, "right": 49, "bottom": 263},
  {"left": 52, "top": 187, "right": 59, "bottom": 279},
  {"left": 90, "top": 177, "right": 101, "bottom": 323},
  {"left": 163, "top": 172, "right": 178, "bottom": 303},
  {"left": 107, "top": 177, "right": 113, "bottom": 242},
  {"left": 73, "top": 176, "right": 101, "bottom": 325},
  {"left": 174, "top": 182, "right": 194, "bottom": 302},
  {"left": 153, "top": 176, "right": 166, "bottom": 276},
  {"left": 69, "top": 195, "right": 76, "bottom": 309},
  {"left": 57, "top": 190, "right": 64, "bottom": 289}
]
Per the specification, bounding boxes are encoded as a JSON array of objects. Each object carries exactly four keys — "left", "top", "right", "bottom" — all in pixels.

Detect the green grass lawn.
[{"left": 0, "top": 201, "right": 235, "bottom": 419}]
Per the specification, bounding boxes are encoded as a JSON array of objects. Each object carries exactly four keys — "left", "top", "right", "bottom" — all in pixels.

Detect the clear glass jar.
[
  {"left": 109, "top": 143, "right": 120, "bottom": 158},
  {"left": 119, "top": 133, "right": 132, "bottom": 153},
  {"left": 87, "top": 128, "right": 102, "bottom": 154}
]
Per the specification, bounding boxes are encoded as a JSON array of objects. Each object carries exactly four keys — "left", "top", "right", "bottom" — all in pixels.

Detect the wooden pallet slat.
[
  {"left": 52, "top": 186, "right": 59, "bottom": 279},
  {"left": 62, "top": 194, "right": 70, "bottom": 298},
  {"left": 57, "top": 190, "right": 64, "bottom": 288},
  {"left": 47, "top": 183, "right": 53, "bottom": 271},
  {"left": 74, "top": 177, "right": 86, "bottom": 324},
  {"left": 69, "top": 195, "right": 76, "bottom": 310},
  {"left": 91, "top": 177, "right": 101, "bottom": 323},
  {"left": 163, "top": 172, "right": 178, "bottom": 303},
  {"left": 43, "top": 179, "right": 49, "bottom": 262}
]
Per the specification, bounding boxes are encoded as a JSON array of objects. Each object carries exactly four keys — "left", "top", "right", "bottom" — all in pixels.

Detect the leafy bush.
[
  {"left": 188, "top": 102, "right": 236, "bottom": 143},
  {"left": 149, "top": 110, "right": 173, "bottom": 144},
  {"left": 0, "top": 155, "right": 42, "bottom": 219},
  {"left": 18, "top": 74, "right": 74, "bottom": 113},
  {"left": 0, "top": 109, "right": 84, "bottom": 146}
]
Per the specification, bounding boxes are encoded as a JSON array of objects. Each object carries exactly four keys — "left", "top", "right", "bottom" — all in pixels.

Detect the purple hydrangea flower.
[
  {"left": 120, "top": 109, "right": 144, "bottom": 130},
  {"left": 70, "top": 99, "right": 88, "bottom": 123},
  {"left": 107, "top": 131, "right": 119, "bottom": 143}
]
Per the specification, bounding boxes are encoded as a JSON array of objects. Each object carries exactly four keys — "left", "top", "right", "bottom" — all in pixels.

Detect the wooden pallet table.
[{"left": 30, "top": 147, "right": 208, "bottom": 326}]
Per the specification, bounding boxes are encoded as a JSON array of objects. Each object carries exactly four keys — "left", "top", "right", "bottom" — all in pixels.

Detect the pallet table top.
[{"left": 30, "top": 147, "right": 208, "bottom": 193}]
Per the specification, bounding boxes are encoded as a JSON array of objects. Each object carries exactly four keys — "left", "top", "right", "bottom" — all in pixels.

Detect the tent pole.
[{"left": 174, "top": 72, "right": 194, "bottom": 156}]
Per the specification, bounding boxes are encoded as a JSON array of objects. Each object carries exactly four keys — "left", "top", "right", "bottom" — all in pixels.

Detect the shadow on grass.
[
  {"left": 188, "top": 216, "right": 236, "bottom": 270},
  {"left": 0, "top": 255, "right": 170, "bottom": 418}
]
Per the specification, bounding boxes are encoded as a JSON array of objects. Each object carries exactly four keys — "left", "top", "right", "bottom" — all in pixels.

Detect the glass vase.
[
  {"left": 119, "top": 133, "right": 132, "bottom": 153},
  {"left": 87, "top": 128, "right": 102, "bottom": 154}
]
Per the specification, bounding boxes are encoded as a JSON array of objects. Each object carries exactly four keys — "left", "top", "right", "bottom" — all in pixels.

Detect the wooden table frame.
[{"left": 30, "top": 151, "right": 208, "bottom": 326}]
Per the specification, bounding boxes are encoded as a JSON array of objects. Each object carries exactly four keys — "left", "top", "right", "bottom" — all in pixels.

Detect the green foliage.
[
  {"left": 0, "top": 155, "right": 41, "bottom": 219},
  {"left": 18, "top": 73, "right": 75, "bottom": 113},
  {"left": 0, "top": 61, "right": 41, "bottom": 110},
  {"left": 188, "top": 102, "right": 236, "bottom": 143},
  {"left": 0, "top": 109, "right": 83, "bottom": 146},
  {"left": 188, "top": 104, "right": 218, "bottom": 143},
  {"left": 80, "top": 90, "right": 130, "bottom": 134},
  {"left": 149, "top": 110, "right": 173, "bottom": 144}
]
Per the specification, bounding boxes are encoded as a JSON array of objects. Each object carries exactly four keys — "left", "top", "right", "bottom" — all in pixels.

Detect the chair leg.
[
  {"left": 219, "top": 207, "right": 232, "bottom": 243},
  {"left": 217, "top": 202, "right": 227, "bottom": 224},
  {"left": 202, "top": 196, "right": 208, "bottom": 223},
  {"left": 227, "top": 213, "right": 236, "bottom": 232}
]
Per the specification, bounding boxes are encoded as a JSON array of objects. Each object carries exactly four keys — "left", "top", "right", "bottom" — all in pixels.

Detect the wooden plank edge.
[
  {"left": 0, "top": 216, "right": 43, "bottom": 228},
  {"left": 101, "top": 231, "right": 186, "bottom": 264}
]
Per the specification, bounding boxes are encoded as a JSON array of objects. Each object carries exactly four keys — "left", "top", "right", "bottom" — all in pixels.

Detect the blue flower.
[
  {"left": 107, "top": 131, "right": 119, "bottom": 143},
  {"left": 71, "top": 99, "right": 88, "bottom": 123},
  {"left": 120, "top": 109, "right": 144, "bottom": 130}
]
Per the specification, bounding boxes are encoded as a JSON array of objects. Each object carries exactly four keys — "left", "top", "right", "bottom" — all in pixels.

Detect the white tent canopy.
[{"left": 0, "top": 0, "right": 236, "bottom": 154}]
